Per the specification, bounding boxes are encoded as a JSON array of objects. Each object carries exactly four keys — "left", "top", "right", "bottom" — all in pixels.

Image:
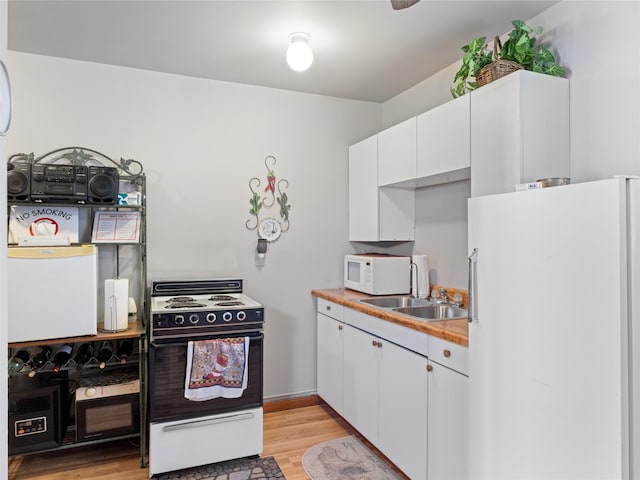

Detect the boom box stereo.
[
  {"left": 7, "top": 162, "right": 31, "bottom": 201},
  {"left": 29, "top": 165, "right": 120, "bottom": 204},
  {"left": 31, "top": 164, "right": 89, "bottom": 203},
  {"left": 87, "top": 166, "right": 119, "bottom": 204}
]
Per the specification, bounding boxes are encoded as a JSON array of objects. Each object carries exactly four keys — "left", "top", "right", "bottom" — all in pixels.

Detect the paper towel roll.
[
  {"left": 411, "top": 255, "right": 430, "bottom": 299},
  {"left": 104, "top": 278, "right": 129, "bottom": 332}
]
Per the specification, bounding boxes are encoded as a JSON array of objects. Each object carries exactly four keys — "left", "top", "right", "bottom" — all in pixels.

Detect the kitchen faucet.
[{"left": 432, "top": 288, "right": 463, "bottom": 307}]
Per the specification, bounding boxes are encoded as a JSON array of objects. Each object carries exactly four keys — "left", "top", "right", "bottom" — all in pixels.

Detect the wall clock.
[{"left": 258, "top": 217, "right": 282, "bottom": 242}]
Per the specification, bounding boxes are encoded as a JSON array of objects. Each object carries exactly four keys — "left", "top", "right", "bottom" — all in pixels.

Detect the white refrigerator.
[{"left": 467, "top": 177, "right": 639, "bottom": 479}]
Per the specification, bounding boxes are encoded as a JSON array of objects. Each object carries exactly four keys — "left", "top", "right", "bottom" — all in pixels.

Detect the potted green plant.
[
  {"left": 499, "top": 20, "right": 564, "bottom": 76},
  {"left": 450, "top": 36, "right": 493, "bottom": 98},
  {"left": 451, "top": 20, "right": 564, "bottom": 98}
]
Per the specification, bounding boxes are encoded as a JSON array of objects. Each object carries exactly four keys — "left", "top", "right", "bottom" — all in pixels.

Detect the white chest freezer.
[{"left": 8, "top": 245, "right": 98, "bottom": 343}]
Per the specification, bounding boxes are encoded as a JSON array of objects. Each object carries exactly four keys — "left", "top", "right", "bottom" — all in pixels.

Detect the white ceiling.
[{"left": 7, "top": 0, "right": 557, "bottom": 103}]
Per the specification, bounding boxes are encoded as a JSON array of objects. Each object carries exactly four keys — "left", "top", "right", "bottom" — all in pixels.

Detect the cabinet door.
[
  {"left": 470, "top": 70, "right": 569, "bottom": 197},
  {"left": 417, "top": 95, "right": 470, "bottom": 180},
  {"left": 427, "top": 360, "right": 468, "bottom": 480},
  {"left": 470, "top": 73, "right": 520, "bottom": 197},
  {"left": 343, "top": 324, "right": 379, "bottom": 444},
  {"left": 378, "top": 117, "right": 416, "bottom": 186},
  {"left": 378, "top": 339, "right": 428, "bottom": 480},
  {"left": 316, "top": 312, "right": 344, "bottom": 415},
  {"left": 348, "top": 135, "right": 379, "bottom": 241},
  {"left": 378, "top": 187, "right": 415, "bottom": 241}
]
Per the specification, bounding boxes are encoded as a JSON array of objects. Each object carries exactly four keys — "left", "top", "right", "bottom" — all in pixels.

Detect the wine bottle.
[
  {"left": 29, "top": 345, "right": 52, "bottom": 377},
  {"left": 117, "top": 340, "right": 134, "bottom": 365},
  {"left": 52, "top": 343, "right": 73, "bottom": 374},
  {"left": 97, "top": 341, "right": 114, "bottom": 369},
  {"left": 74, "top": 343, "right": 94, "bottom": 367},
  {"left": 8, "top": 350, "right": 31, "bottom": 375}
]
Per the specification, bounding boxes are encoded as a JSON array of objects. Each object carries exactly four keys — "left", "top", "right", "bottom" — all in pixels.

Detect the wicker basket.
[{"left": 476, "top": 37, "right": 523, "bottom": 87}]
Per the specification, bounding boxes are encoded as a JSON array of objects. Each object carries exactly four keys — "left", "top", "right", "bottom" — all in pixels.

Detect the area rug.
[
  {"left": 302, "top": 435, "right": 404, "bottom": 480},
  {"left": 155, "top": 455, "right": 285, "bottom": 480}
]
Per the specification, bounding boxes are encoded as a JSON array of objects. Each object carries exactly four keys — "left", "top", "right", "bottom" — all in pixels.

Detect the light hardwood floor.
[{"left": 8, "top": 401, "right": 408, "bottom": 479}]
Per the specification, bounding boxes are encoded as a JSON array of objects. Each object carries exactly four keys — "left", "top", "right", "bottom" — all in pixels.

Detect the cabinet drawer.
[
  {"left": 317, "top": 299, "right": 344, "bottom": 321},
  {"left": 429, "top": 335, "right": 468, "bottom": 376}
]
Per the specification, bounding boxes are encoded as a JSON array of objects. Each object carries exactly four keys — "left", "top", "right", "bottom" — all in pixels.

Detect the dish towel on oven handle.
[{"left": 184, "top": 337, "right": 249, "bottom": 401}]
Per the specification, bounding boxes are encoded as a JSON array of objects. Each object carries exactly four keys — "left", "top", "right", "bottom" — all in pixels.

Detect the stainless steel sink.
[
  {"left": 395, "top": 304, "right": 468, "bottom": 320},
  {"left": 360, "top": 296, "right": 432, "bottom": 309}
]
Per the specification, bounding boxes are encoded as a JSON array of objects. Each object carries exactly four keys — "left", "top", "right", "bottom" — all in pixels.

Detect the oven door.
[{"left": 149, "top": 332, "right": 263, "bottom": 423}]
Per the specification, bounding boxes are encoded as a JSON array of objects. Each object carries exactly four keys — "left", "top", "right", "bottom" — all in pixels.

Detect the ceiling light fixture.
[{"left": 286, "top": 32, "right": 313, "bottom": 72}]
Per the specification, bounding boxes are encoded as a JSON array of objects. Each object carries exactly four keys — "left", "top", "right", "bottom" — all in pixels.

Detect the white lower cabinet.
[
  {"left": 427, "top": 360, "right": 468, "bottom": 480},
  {"left": 378, "top": 335, "right": 428, "bottom": 480},
  {"left": 316, "top": 299, "right": 345, "bottom": 415},
  {"left": 316, "top": 311, "right": 344, "bottom": 415},
  {"left": 342, "top": 324, "right": 380, "bottom": 443},
  {"left": 316, "top": 302, "right": 467, "bottom": 479},
  {"left": 427, "top": 335, "right": 468, "bottom": 480},
  {"left": 343, "top": 323, "right": 428, "bottom": 480}
]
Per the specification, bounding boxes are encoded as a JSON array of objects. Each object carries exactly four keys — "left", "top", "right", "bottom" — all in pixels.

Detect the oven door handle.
[
  {"left": 150, "top": 331, "right": 264, "bottom": 348},
  {"left": 162, "top": 412, "right": 255, "bottom": 432}
]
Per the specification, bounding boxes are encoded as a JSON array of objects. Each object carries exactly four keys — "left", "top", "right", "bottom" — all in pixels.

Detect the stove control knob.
[
  {"left": 223, "top": 312, "right": 233, "bottom": 322},
  {"left": 85, "top": 387, "right": 97, "bottom": 398},
  {"left": 206, "top": 313, "right": 217, "bottom": 323},
  {"left": 189, "top": 314, "right": 199, "bottom": 325},
  {"left": 175, "top": 315, "right": 185, "bottom": 325},
  {"left": 237, "top": 311, "right": 246, "bottom": 321}
]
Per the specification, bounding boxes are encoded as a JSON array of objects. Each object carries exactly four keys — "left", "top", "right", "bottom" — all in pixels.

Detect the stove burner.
[
  {"left": 210, "top": 295, "right": 236, "bottom": 301},
  {"left": 214, "top": 301, "right": 244, "bottom": 307},
  {"left": 165, "top": 302, "right": 207, "bottom": 309},
  {"left": 166, "top": 296, "right": 196, "bottom": 303}
]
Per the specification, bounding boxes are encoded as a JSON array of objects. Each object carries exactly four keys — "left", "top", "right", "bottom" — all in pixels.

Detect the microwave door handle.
[{"left": 162, "top": 412, "right": 255, "bottom": 432}]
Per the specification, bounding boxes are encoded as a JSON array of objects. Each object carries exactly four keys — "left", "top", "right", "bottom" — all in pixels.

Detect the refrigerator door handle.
[{"left": 468, "top": 248, "right": 478, "bottom": 323}]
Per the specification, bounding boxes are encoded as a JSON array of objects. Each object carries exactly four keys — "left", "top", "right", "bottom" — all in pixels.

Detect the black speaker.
[
  {"left": 7, "top": 162, "right": 31, "bottom": 201},
  {"left": 87, "top": 166, "right": 119, "bottom": 204}
]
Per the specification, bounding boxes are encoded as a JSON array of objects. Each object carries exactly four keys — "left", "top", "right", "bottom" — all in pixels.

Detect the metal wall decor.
[{"left": 246, "top": 156, "right": 291, "bottom": 255}]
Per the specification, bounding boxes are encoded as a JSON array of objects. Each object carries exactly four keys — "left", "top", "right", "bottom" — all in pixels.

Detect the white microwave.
[{"left": 344, "top": 254, "right": 410, "bottom": 295}]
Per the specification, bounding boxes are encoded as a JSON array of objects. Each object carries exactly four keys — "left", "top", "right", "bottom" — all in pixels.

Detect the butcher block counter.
[{"left": 311, "top": 287, "right": 468, "bottom": 346}]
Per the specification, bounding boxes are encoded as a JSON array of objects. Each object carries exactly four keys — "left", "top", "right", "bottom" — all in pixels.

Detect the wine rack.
[
  {"left": 7, "top": 148, "right": 147, "bottom": 465},
  {"left": 8, "top": 341, "right": 140, "bottom": 377}
]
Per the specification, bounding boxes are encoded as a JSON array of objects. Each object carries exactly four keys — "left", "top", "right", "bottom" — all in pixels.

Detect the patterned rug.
[
  {"left": 302, "top": 435, "right": 404, "bottom": 480},
  {"left": 155, "top": 455, "right": 284, "bottom": 480}
]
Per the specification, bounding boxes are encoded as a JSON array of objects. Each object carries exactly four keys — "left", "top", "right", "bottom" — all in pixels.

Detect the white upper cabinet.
[
  {"left": 470, "top": 70, "right": 570, "bottom": 197},
  {"left": 417, "top": 94, "right": 470, "bottom": 186},
  {"left": 348, "top": 135, "right": 379, "bottom": 241},
  {"left": 348, "top": 134, "right": 414, "bottom": 242},
  {"left": 377, "top": 117, "right": 416, "bottom": 186}
]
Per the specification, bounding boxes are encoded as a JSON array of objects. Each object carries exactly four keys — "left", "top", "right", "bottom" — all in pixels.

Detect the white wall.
[
  {"left": 1, "top": 0, "right": 9, "bottom": 474},
  {"left": 7, "top": 52, "right": 381, "bottom": 399},
  {"left": 381, "top": 0, "right": 640, "bottom": 289},
  {"left": 531, "top": 0, "right": 640, "bottom": 181},
  {"left": 8, "top": 0, "right": 640, "bottom": 400}
]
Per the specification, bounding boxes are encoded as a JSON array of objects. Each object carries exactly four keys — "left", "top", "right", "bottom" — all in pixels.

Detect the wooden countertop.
[
  {"left": 8, "top": 320, "right": 145, "bottom": 348},
  {"left": 312, "top": 288, "right": 468, "bottom": 347}
]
